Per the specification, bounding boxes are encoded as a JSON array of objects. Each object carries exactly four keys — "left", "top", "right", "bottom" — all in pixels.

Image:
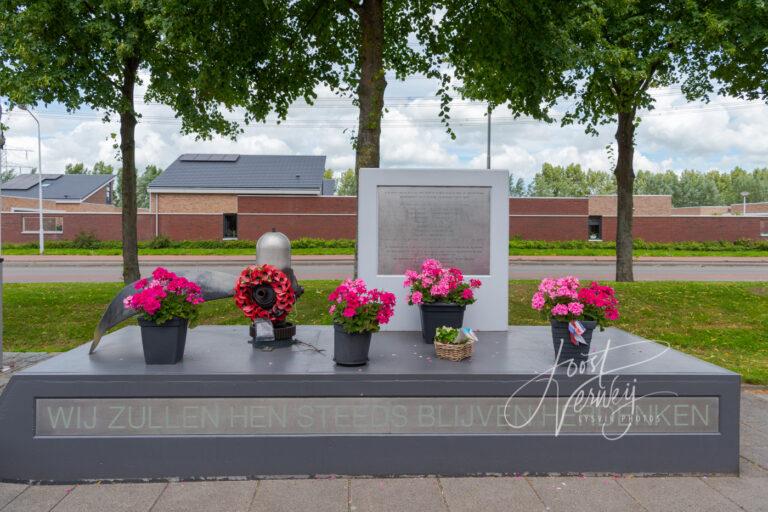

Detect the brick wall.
[
  {"left": 238, "top": 195, "right": 356, "bottom": 214},
  {"left": 2, "top": 203, "right": 764, "bottom": 244},
  {"left": 157, "top": 193, "right": 238, "bottom": 213},
  {"left": 238, "top": 214, "right": 357, "bottom": 240},
  {"left": 2, "top": 213, "right": 155, "bottom": 243},
  {"left": 154, "top": 214, "right": 223, "bottom": 240},
  {"left": 83, "top": 185, "right": 109, "bottom": 205},
  {"left": 600, "top": 216, "right": 765, "bottom": 242},
  {"left": 589, "top": 195, "right": 673, "bottom": 216},
  {"left": 510, "top": 216, "right": 588, "bottom": 241},
  {"left": 672, "top": 206, "right": 731, "bottom": 216},
  {"left": 508, "top": 197, "right": 588, "bottom": 215},
  {"left": 1, "top": 194, "right": 120, "bottom": 213},
  {"left": 730, "top": 202, "right": 768, "bottom": 215}
]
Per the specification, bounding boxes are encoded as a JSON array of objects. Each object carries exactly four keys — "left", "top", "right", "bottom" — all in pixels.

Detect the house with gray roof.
[
  {"left": 2, "top": 173, "right": 115, "bottom": 206},
  {"left": 148, "top": 154, "right": 329, "bottom": 197},
  {"left": 147, "top": 154, "right": 333, "bottom": 239}
]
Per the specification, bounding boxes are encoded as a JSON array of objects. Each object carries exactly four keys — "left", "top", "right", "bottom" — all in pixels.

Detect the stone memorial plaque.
[
  {"left": 377, "top": 186, "right": 491, "bottom": 275},
  {"left": 36, "top": 396, "right": 718, "bottom": 437}
]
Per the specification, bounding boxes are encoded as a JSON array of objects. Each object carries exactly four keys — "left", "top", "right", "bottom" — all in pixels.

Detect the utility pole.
[
  {"left": 486, "top": 104, "right": 492, "bottom": 169},
  {"left": 0, "top": 102, "right": 4, "bottom": 368},
  {"left": 18, "top": 105, "right": 44, "bottom": 254},
  {"left": 0, "top": 103, "right": 5, "bottom": 257}
]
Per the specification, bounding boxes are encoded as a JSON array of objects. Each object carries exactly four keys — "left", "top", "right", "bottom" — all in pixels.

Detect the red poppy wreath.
[{"left": 234, "top": 264, "right": 296, "bottom": 323}]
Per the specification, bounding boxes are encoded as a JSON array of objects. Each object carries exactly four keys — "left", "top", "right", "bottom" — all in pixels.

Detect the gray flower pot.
[
  {"left": 138, "top": 317, "right": 188, "bottom": 365},
  {"left": 419, "top": 303, "right": 465, "bottom": 344},
  {"left": 550, "top": 319, "right": 597, "bottom": 364},
  {"left": 333, "top": 324, "right": 372, "bottom": 366}
]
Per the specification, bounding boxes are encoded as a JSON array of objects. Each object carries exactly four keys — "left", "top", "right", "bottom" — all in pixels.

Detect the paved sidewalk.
[{"left": 0, "top": 386, "right": 765, "bottom": 511}]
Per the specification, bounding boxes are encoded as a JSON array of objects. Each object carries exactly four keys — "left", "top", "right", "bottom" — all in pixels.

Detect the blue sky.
[{"left": 2, "top": 75, "right": 767, "bottom": 182}]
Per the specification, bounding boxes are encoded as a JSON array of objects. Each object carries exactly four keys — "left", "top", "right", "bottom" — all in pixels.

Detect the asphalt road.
[{"left": 3, "top": 259, "right": 767, "bottom": 282}]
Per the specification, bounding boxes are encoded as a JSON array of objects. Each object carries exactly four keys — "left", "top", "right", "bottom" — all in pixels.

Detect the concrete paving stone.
[
  {"left": 704, "top": 476, "right": 768, "bottom": 512},
  {"left": 528, "top": 476, "right": 644, "bottom": 512},
  {"left": 742, "top": 424, "right": 768, "bottom": 470},
  {"left": 250, "top": 479, "right": 347, "bottom": 512},
  {"left": 349, "top": 478, "right": 447, "bottom": 512},
  {"left": 439, "top": 477, "right": 545, "bottom": 512},
  {"left": 1, "top": 485, "right": 74, "bottom": 512},
  {"left": 151, "top": 481, "right": 257, "bottom": 512},
  {"left": 619, "top": 477, "right": 742, "bottom": 512},
  {"left": 740, "top": 457, "right": 768, "bottom": 477},
  {"left": 52, "top": 482, "right": 166, "bottom": 512},
  {"left": 0, "top": 484, "right": 27, "bottom": 509},
  {"left": 742, "top": 392, "right": 768, "bottom": 432}
]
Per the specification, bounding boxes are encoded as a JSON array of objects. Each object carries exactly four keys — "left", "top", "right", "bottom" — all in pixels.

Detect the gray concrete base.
[{"left": 0, "top": 326, "right": 740, "bottom": 482}]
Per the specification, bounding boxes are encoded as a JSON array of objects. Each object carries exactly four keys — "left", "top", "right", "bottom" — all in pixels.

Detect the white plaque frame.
[{"left": 358, "top": 168, "right": 509, "bottom": 331}]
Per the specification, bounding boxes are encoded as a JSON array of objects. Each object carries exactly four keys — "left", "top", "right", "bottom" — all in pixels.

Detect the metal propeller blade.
[{"left": 88, "top": 269, "right": 238, "bottom": 354}]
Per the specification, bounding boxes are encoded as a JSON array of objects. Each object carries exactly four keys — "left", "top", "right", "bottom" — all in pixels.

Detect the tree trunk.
[
  {"left": 355, "top": 0, "right": 386, "bottom": 176},
  {"left": 353, "top": 0, "right": 386, "bottom": 277},
  {"left": 120, "top": 58, "right": 140, "bottom": 284},
  {"left": 614, "top": 111, "right": 636, "bottom": 282}
]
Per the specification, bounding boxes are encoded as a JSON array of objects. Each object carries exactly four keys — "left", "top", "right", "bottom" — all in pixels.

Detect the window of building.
[
  {"left": 588, "top": 216, "right": 602, "bottom": 241},
  {"left": 223, "top": 213, "right": 238, "bottom": 239},
  {"left": 22, "top": 216, "right": 64, "bottom": 234},
  {"left": 105, "top": 184, "right": 112, "bottom": 204},
  {"left": 761, "top": 220, "right": 768, "bottom": 237}
]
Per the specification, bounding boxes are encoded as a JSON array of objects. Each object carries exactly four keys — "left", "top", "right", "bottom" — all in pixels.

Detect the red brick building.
[
  {"left": 2, "top": 194, "right": 766, "bottom": 245},
  {"left": 2, "top": 158, "right": 766, "bottom": 244}
]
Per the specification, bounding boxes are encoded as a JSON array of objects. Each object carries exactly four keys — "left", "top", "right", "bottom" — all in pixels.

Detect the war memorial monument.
[{"left": 0, "top": 169, "right": 739, "bottom": 482}]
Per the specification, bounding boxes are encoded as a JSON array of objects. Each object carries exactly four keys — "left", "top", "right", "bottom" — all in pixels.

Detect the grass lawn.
[{"left": 3, "top": 280, "right": 767, "bottom": 384}]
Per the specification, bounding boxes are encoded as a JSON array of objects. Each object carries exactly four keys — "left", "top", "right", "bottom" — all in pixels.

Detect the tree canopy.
[
  {"left": 431, "top": 0, "right": 768, "bottom": 280},
  {"left": 0, "top": 0, "right": 306, "bottom": 281}
]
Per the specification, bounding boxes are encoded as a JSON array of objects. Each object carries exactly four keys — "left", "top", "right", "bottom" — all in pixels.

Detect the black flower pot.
[
  {"left": 138, "top": 317, "right": 188, "bottom": 365},
  {"left": 419, "top": 303, "right": 466, "bottom": 344},
  {"left": 333, "top": 324, "right": 372, "bottom": 366},
  {"left": 550, "top": 319, "right": 598, "bottom": 364}
]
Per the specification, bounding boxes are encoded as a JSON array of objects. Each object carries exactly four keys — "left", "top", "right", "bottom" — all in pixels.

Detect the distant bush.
[
  {"left": 507, "top": 238, "right": 768, "bottom": 252},
  {"left": 146, "top": 235, "right": 172, "bottom": 249},
  {"left": 71, "top": 231, "right": 99, "bottom": 249},
  {"left": 4, "top": 237, "right": 768, "bottom": 253}
]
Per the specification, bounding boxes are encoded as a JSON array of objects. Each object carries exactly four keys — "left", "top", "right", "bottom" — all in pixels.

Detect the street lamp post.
[
  {"left": 741, "top": 191, "right": 750, "bottom": 216},
  {"left": 486, "top": 104, "right": 492, "bottom": 170},
  {"left": 19, "top": 105, "right": 44, "bottom": 255},
  {"left": 0, "top": 106, "right": 5, "bottom": 257}
]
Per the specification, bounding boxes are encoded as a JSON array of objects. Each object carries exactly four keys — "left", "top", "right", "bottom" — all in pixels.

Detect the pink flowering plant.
[
  {"left": 531, "top": 276, "right": 619, "bottom": 329},
  {"left": 328, "top": 279, "right": 396, "bottom": 334},
  {"left": 403, "top": 259, "right": 482, "bottom": 306},
  {"left": 123, "top": 267, "right": 205, "bottom": 325}
]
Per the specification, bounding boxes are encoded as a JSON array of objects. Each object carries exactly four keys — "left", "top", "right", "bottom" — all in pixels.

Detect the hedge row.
[{"left": 4, "top": 235, "right": 768, "bottom": 252}]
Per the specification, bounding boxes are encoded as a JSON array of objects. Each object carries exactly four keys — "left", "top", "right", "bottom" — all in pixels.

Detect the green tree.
[
  {"left": 92, "top": 161, "right": 115, "bottom": 175},
  {"left": 508, "top": 173, "right": 525, "bottom": 197},
  {"left": 0, "top": 168, "right": 15, "bottom": 183},
  {"left": 323, "top": 169, "right": 334, "bottom": 180},
  {"left": 527, "top": 163, "right": 614, "bottom": 197},
  {"left": 0, "top": 1, "right": 290, "bottom": 282},
  {"left": 293, "top": 1, "right": 432, "bottom": 178},
  {"left": 336, "top": 169, "right": 357, "bottom": 196},
  {"left": 64, "top": 160, "right": 115, "bottom": 176},
  {"left": 434, "top": 0, "right": 768, "bottom": 281},
  {"left": 634, "top": 170, "right": 678, "bottom": 196},
  {"left": 137, "top": 164, "right": 162, "bottom": 209},
  {"left": 64, "top": 162, "right": 87, "bottom": 174},
  {"left": 673, "top": 170, "right": 721, "bottom": 207}
]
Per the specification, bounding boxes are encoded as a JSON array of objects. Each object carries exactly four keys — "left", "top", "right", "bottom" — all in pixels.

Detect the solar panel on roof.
[{"left": 178, "top": 154, "right": 239, "bottom": 163}]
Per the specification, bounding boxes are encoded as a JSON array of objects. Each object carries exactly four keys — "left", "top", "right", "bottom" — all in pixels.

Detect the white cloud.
[{"left": 3, "top": 79, "right": 767, "bottom": 183}]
